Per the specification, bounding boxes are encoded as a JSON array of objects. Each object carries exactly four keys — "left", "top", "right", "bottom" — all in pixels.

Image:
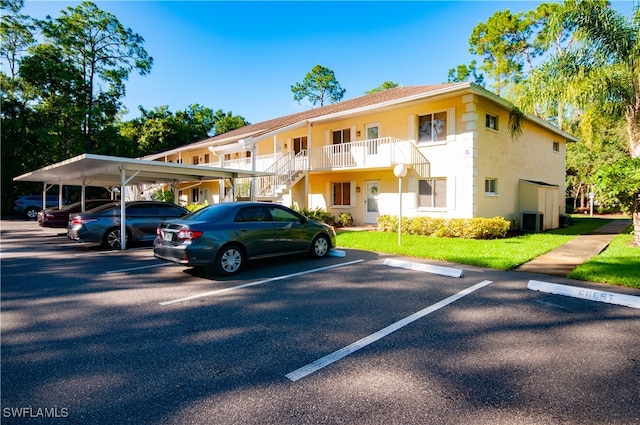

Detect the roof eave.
[{"left": 467, "top": 84, "right": 578, "bottom": 142}]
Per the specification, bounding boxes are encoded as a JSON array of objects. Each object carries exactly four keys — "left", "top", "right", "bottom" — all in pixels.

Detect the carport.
[{"left": 13, "top": 153, "right": 271, "bottom": 249}]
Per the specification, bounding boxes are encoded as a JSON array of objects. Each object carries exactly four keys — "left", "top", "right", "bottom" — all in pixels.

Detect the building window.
[
  {"left": 191, "top": 188, "right": 199, "bottom": 203},
  {"left": 485, "top": 178, "right": 498, "bottom": 195},
  {"left": 293, "top": 136, "right": 307, "bottom": 154},
  {"left": 204, "top": 153, "right": 210, "bottom": 163},
  {"left": 486, "top": 113, "right": 498, "bottom": 131},
  {"left": 418, "top": 178, "right": 446, "bottom": 208},
  {"left": 366, "top": 123, "right": 380, "bottom": 154},
  {"left": 333, "top": 129, "right": 351, "bottom": 145},
  {"left": 553, "top": 141, "right": 559, "bottom": 152},
  {"left": 418, "top": 112, "right": 447, "bottom": 143},
  {"left": 192, "top": 156, "right": 199, "bottom": 165},
  {"left": 333, "top": 182, "right": 351, "bottom": 206}
]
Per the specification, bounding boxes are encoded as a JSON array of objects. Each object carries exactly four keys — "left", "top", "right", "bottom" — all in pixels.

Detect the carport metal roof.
[
  {"left": 13, "top": 153, "right": 272, "bottom": 251},
  {"left": 13, "top": 153, "right": 270, "bottom": 187}
]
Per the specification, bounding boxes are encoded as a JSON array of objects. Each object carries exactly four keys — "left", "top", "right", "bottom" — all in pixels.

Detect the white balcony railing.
[
  {"left": 200, "top": 153, "right": 280, "bottom": 171},
  {"left": 310, "top": 137, "right": 430, "bottom": 177}
]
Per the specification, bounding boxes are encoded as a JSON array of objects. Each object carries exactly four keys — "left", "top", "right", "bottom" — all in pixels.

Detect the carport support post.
[{"left": 120, "top": 167, "right": 127, "bottom": 250}]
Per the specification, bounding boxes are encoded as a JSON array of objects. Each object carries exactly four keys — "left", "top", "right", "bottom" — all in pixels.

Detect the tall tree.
[
  {"left": 209, "top": 109, "right": 250, "bottom": 135},
  {"left": 468, "top": 9, "right": 544, "bottom": 97},
  {"left": 19, "top": 44, "right": 85, "bottom": 160},
  {"left": 447, "top": 60, "right": 485, "bottom": 86},
  {"left": 0, "top": 0, "right": 35, "bottom": 82},
  {"left": 555, "top": 0, "right": 640, "bottom": 244},
  {"left": 291, "top": 64, "right": 346, "bottom": 107},
  {"left": 0, "top": 0, "right": 40, "bottom": 211},
  {"left": 365, "top": 81, "right": 399, "bottom": 94},
  {"left": 119, "top": 106, "right": 194, "bottom": 156},
  {"left": 119, "top": 105, "right": 249, "bottom": 156},
  {"left": 40, "top": 1, "right": 153, "bottom": 153},
  {"left": 557, "top": 0, "right": 640, "bottom": 158}
]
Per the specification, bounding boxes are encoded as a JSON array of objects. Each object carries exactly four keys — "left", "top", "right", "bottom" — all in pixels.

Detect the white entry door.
[{"left": 365, "top": 180, "right": 380, "bottom": 224}]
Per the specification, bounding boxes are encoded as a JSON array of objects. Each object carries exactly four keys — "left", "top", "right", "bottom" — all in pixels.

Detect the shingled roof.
[
  {"left": 213, "top": 83, "right": 459, "bottom": 140},
  {"left": 144, "top": 82, "right": 469, "bottom": 159}
]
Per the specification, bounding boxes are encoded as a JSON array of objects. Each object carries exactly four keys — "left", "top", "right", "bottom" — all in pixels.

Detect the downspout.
[{"left": 177, "top": 181, "right": 203, "bottom": 205}]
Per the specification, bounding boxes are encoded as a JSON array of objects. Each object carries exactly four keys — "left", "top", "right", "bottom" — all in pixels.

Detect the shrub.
[
  {"left": 154, "top": 189, "right": 175, "bottom": 203},
  {"left": 186, "top": 200, "right": 208, "bottom": 212},
  {"left": 337, "top": 212, "right": 354, "bottom": 227},
  {"left": 296, "top": 207, "right": 335, "bottom": 226},
  {"left": 376, "top": 215, "right": 511, "bottom": 239},
  {"left": 376, "top": 215, "right": 398, "bottom": 232}
]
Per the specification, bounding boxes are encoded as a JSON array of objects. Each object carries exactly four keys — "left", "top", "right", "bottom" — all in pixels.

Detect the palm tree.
[{"left": 552, "top": 0, "right": 640, "bottom": 244}]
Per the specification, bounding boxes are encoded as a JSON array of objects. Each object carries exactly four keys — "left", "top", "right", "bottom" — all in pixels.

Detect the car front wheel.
[
  {"left": 103, "top": 227, "right": 129, "bottom": 249},
  {"left": 311, "top": 234, "right": 330, "bottom": 258},
  {"left": 215, "top": 245, "right": 245, "bottom": 275}
]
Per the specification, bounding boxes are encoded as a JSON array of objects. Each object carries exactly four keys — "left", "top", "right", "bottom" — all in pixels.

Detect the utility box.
[
  {"left": 520, "top": 211, "right": 544, "bottom": 232},
  {"left": 519, "top": 180, "right": 559, "bottom": 231}
]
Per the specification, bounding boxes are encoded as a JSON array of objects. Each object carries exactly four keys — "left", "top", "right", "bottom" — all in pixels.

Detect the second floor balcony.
[
  {"left": 310, "top": 137, "right": 430, "bottom": 177},
  {"left": 199, "top": 137, "right": 430, "bottom": 177}
]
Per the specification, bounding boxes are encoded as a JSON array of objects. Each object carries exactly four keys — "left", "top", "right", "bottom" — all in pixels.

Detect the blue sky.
[{"left": 21, "top": 1, "right": 637, "bottom": 125}]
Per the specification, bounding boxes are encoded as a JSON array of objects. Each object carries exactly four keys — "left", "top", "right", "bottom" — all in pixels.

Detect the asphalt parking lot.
[{"left": 1, "top": 219, "right": 639, "bottom": 425}]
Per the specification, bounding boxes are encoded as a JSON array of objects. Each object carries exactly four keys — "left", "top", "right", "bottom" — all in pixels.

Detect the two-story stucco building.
[{"left": 145, "top": 82, "right": 577, "bottom": 231}]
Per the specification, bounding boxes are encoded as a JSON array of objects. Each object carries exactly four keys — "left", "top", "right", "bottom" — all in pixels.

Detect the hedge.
[{"left": 377, "top": 215, "right": 511, "bottom": 239}]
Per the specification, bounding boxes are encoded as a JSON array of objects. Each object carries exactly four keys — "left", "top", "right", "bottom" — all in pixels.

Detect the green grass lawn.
[
  {"left": 570, "top": 233, "right": 640, "bottom": 288},
  {"left": 336, "top": 217, "right": 640, "bottom": 289}
]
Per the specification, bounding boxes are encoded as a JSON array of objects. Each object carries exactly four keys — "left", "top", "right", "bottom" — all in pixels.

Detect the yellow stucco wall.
[{"left": 149, "top": 90, "right": 568, "bottom": 228}]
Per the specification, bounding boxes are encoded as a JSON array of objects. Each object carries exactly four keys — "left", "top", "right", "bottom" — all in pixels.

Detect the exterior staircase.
[
  {"left": 235, "top": 138, "right": 430, "bottom": 204},
  {"left": 255, "top": 151, "right": 308, "bottom": 202}
]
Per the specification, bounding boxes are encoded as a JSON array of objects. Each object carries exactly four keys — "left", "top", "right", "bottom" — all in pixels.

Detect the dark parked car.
[
  {"left": 13, "top": 195, "right": 67, "bottom": 219},
  {"left": 153, "top": 202, "right": 337, "bottom": 275},
  {"left": 38, "top": 199, "right": 114, "bottom": 228},
  {"left": 68, "top": 201, "right": 189, "bottom": 249}
]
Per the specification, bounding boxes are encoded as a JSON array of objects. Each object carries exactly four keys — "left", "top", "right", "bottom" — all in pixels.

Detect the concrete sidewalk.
[{"left": 516, "top": 219, "right": 633, "bottom": 277}]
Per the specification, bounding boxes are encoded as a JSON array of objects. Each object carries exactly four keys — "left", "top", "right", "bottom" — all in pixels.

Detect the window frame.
[
  {"left": 293, "top": 136, "right": 307, "bottom": 154},
  {"left": 418, "top": 111, "right": 448, "bottom": 143},
  {"left": 365, "top": 123, "right": 380, "bottom": 155},
  {"left": 332, "top": 128, "right": 351, "bottom": 145},
  {"left": 484, "top": 178, "right": 498, "bottom": 196},
  {"left": 332, "top": 181, "right": 351, "bottom": 207},
  {"left": 417, "top": 177, "right": 447, "bottom": 209},
  {"left": 485, "top": 113, "right": 499, "bottom": 131}
]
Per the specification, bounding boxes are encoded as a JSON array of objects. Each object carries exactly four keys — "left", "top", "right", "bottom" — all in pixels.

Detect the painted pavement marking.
[
  {"left": 528, "top": 280, "right": 640, "bottom": 309},
  {"left": 159, "top": 259, "right": 365, "bottom": 306},
  {"left": 286, "top": 280, "right": 494, "bottom": 382}
]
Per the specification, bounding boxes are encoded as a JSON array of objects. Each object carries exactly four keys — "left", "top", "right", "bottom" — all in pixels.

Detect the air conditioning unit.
[{"left": 520, "top": 211, "right": 543, "bottom": 232}]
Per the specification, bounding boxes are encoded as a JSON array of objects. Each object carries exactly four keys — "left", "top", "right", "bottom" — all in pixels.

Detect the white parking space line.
[
  {"left": 286, "top": 280, "right": 494, "bottom": 382},
  {"left": 528, "top": 280, "right": 640, "bottom": 309},
  {"left": 72, "top": 247, "right": 151, "bottom": 257},
  {"left": 106, "top": 263, "right": 170, "bottom": 274},
  {"left": 159, "top": 260, "right": 366, "bottom": 306}
]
